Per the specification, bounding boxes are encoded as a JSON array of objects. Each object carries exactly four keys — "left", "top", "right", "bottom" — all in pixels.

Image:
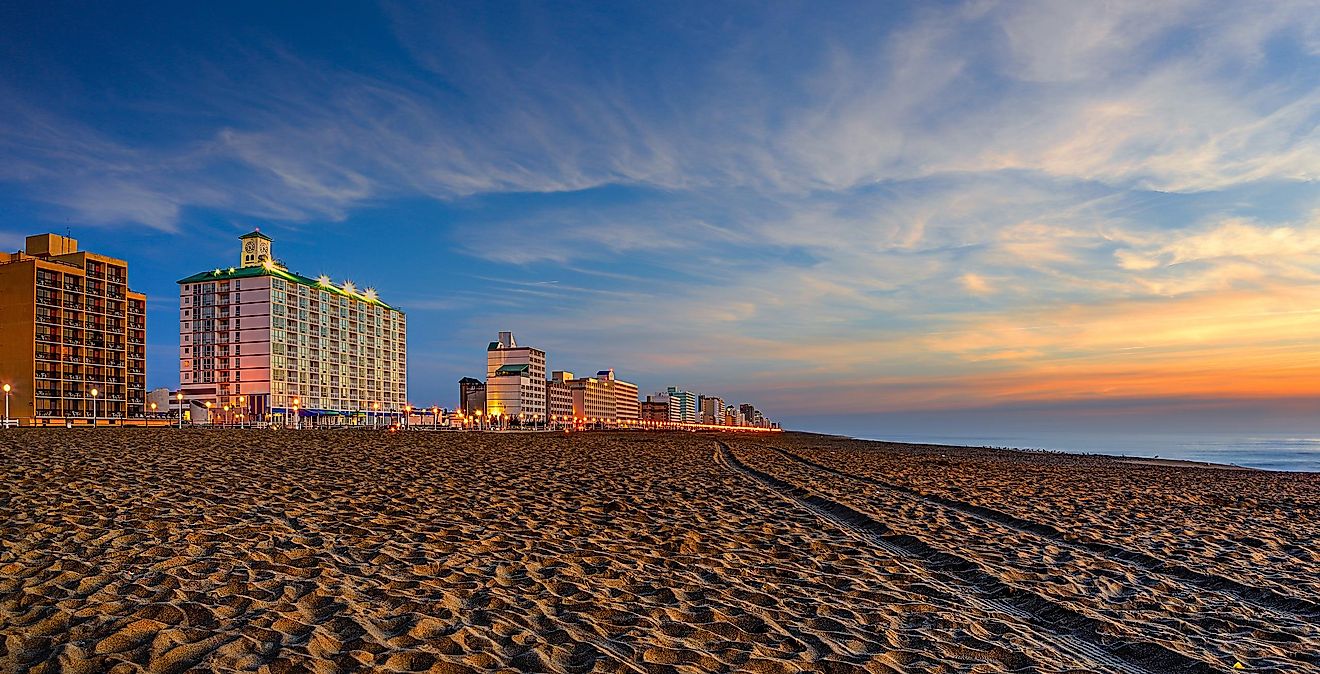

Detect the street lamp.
[
  {"left": 149, "top": 402, "right": 157, "bottom": 423},
  {"left": 405, "top": 405, "right": 412, "bottom": 429},
  {"left": 2, "top": 383, "right": 10, "bottom": 428},
  {"left": 475, "top": 409, "right": 483, "bottom": 431},
  {"left": 238, "top": 395, "right": 246, "bottom": 429},
  {"left": 373, "top": 401, "right": 380, "bottom": 428},
  {"left": 293, "top": 397, "right": 300, "bottom": 430},
  {"left": 223, "top": 405, "right": 230, "bottom": 427},
  {"left": 90, "top": 388, "right": 99, "bottom": 426},
  {"left": 176, "top": 392, "right": 184, "bottom": 428},
  {"left": 205, "top": 400, "right": 212, "bottom": 426}
]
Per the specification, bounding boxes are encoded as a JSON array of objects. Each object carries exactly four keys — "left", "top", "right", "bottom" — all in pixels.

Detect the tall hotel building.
[
  {"left": 177, "top": 231, "right": 407, "bottom": 424},
  {"left": 0, "top": 234, "right": 147, "bottom": 423},
  {"left": 486, "top": 331, "right": 546, "bottom": 423}
]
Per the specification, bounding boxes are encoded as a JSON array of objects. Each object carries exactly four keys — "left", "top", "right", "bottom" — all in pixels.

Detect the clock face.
[{"left": 244, "top": 240, "right": 257, "bottom": 253}]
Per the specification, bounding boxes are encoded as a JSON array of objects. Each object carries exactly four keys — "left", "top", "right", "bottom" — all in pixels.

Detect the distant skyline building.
[
  {"left": 739, "top": 403, "right": 757, "bottom": 427},
  {"left": 666, "top": 386, "right": 699, "bottom": 424},
  {"left": 177, "top": 230, "right": 407, "bottom": 424},
  {"left": 0, "top": 233, "right": 147, "bottom": 423},
  {"left": 569, "top": 373, "right": 615, "bottom": 422},
  {"left": 458, "top": 377, "right": 485, "bottom": 415},
  {"left": 486, "top": 331, "right": 546, "bottom": 424},
  {"left": 596, "top": 368, "right": 640, "bottom": 421},
  {"left": 699, "top": 395, "right": 724, "bottom": 425},
  {"left": 641, "top": 398, "right": 669, "bottom": 422},
  {"left": 546, "top": 371, "right": 574, "bottom": 422}
]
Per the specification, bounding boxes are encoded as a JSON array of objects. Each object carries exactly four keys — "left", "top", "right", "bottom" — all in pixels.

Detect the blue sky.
[{"left": 3, "top": 1, "right": 1320, "bottom": 436}]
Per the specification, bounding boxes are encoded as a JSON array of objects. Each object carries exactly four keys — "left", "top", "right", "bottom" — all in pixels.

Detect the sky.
[{"left": 2, "top": 1, "right": 1319, "bottom": 439}]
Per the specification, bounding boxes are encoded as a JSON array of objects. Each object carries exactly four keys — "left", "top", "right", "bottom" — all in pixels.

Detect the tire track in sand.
[
  {"left": 768, "top": 444, "right": 1320, "bottom": 621},
  {"left": 714, "top": 442, "right": 1216, "bottom": 674}
]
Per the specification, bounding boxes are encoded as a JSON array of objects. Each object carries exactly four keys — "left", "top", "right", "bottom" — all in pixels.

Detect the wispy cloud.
[{"left": 2, "top": 1, "right": 1319, "bottom": 420}]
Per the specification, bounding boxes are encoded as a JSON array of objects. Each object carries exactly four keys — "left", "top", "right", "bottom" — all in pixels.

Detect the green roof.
[
  {"left": 494, "top": 364, "right": 531, "bottom": 375},
  {"left": 239, "top": 229, "right": 273, "bottom": 241},
  {"left": 176, "top": 264, "right": 401, "bottom": 312}
]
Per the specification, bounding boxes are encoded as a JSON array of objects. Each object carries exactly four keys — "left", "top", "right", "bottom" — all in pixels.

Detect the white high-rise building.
[
  {"left": 177, "top": 230, "right": 407, "bottom": 425},
  {"left": 660, "top": 386, "right": 699, "bottom": 424},
  {"left": 486, "top": 331, "right": 546, "bottom": 424}
]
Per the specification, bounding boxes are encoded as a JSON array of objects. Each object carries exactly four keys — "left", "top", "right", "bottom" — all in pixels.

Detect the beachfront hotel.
[
  {"left": 486, "top": 331, "right": 546, "bottom": 424},
  {"left": 0, "top": 233, "right": 147, "bottom": 424},
  {"left": 176, "top": 230, "right": 407, "bottom": 425}
]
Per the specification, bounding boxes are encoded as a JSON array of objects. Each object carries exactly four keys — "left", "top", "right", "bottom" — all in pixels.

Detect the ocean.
[{"left": 860, "top": 432, "right": 1320, "bottom": 472}]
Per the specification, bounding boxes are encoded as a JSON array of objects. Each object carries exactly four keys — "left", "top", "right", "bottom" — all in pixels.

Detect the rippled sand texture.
[{"left": 2, "top": 430, "right": 1315, "bottom": 673}]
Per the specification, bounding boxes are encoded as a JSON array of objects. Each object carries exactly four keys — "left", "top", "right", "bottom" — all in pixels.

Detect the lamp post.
[
  {"left": 475, "top": 409, "right": 483, "bottom": 431},
  {"left": 2, "top": 383, "right": 10, "bottom": 428},
  {"left": 149, "top": 402, "right": 157, "bottom": 424},
  {"left": 238, "top": 396, "right": 246, "bottom": 429},
  {"left": 223, "top": 405, "right": 230, "bottom": 428},
  {"left": 293, "top": 397, "right": 300, "bottom": 430},
  {"left": 205, "top": 401, "right": 212, "bottom": 426},
  {"left": 405, "top": 405, "right": 412, "bottom": 429},
  {"left": 373, "top": 402, "right": 380, "bottom": 428},
  {"left": 90, "top": 388, "right": 99, "bottom": 426},
  {"left": 176, "top": 392, "right": 184, "bottom": 428},
  {"left": 432, "top": 406, "right": 438, "bottom": 430}
]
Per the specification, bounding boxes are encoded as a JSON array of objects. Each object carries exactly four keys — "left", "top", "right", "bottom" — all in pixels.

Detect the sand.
[{"left": 1, "top": 430, "right": 1316, "bottom": 673}]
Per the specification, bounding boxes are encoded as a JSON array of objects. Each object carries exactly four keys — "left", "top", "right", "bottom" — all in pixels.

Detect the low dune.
[{"left": 1, "top": 429, "right": 1315, "bottom": 672}]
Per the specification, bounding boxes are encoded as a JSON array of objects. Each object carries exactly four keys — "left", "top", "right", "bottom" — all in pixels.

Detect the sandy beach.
[{"left": 2, "top": 429, "right": 1316, "bottom": 673}]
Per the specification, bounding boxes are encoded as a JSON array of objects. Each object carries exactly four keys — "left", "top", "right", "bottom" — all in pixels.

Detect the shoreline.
[{"left": 821, "top": 431, "right": 1314, "bottom": 473}]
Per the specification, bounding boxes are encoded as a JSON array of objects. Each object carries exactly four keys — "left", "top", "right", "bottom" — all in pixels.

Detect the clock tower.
[{"left": 239, "top": 229, "right": 273, "bottom": 268}]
